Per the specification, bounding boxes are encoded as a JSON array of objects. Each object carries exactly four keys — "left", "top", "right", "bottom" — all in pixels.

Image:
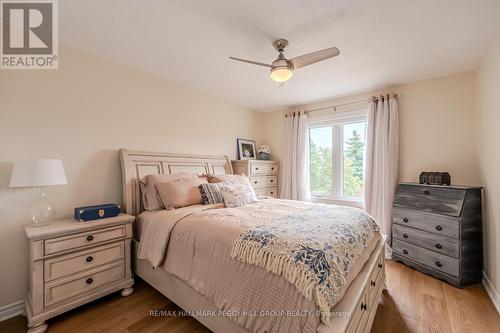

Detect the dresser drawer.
[
  {"left": 44, "top": 261, "right": 125, "bottom": 307},
  {"left": 367, "top": 251, "right": 385, "bottom": 306},
  {"left": 393, "top": 240, "right": 459, "bottom": 277},
  {"left": 393, "top": 224, "right": 459, "bottom": 258},
  {"left": 394, "top": 184, "right": 466, "bottom": 217},
  {"left": 254, "top": 187, "right": 278, "bottom": 197},
  {"left": 249, "top": 176, "right": 277, "bottom": 188},
  {"left": 44, "top": 225, "right": 126, "bottom": 255},
  {"left": 44, "top": 241, "right": 125, "bottom": 282},
  {"left": 250, "top": 162, "right": 278, "bottom": 175},
  {"left": 393, "top": 207, "right": 459, "bottom": 239}
]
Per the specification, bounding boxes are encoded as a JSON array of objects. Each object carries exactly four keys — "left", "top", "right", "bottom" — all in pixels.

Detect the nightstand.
[
  {"left": 231, "top": 160, "right": 279, "bottom": 197},
  {"left": 24, "top": 214, "right": 135, "bottom": 333}
]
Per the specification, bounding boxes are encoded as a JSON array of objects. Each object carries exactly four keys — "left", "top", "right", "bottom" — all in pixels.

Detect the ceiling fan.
[{"left": 229, "top": 39, "right": 340, "bottom": 83}]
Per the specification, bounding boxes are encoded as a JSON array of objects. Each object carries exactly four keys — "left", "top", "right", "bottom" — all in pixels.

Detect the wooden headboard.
[{"left": 119, "top": 149, "right": 233, "bottom": 216}]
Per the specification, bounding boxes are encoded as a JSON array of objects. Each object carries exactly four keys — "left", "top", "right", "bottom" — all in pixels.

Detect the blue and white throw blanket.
[{"left": 209, "top": 199, "right": 379, "bottom": 324}]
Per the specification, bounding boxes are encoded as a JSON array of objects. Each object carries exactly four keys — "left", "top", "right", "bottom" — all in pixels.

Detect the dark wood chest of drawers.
[{"left": 392, "top": 183, "right": 482, "bottom": 288}]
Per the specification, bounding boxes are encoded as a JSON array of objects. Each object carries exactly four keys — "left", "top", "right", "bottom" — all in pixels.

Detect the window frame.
[{"left": 309, "top": 108, "right": 367, "bottom": 202}]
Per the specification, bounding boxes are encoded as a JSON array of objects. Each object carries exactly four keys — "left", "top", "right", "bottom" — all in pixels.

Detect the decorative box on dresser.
[
  {"left": 231, "top": 160, "right": 279, "bottom": 198},
  {"left": 24, "top": 214, "right": 135, "bottom": 333},
  {"left": 392, "top": 183, "right": 482, "bottom": 288}
]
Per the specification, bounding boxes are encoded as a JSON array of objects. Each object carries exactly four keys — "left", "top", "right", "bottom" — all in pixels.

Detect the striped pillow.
[{"left": 199, "top": 183, "right": 226, "bottom": 205}]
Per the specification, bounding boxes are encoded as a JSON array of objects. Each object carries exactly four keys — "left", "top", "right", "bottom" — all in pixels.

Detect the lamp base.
[{"left": 29, "top": 187, "right": 55, "bottom": 227}]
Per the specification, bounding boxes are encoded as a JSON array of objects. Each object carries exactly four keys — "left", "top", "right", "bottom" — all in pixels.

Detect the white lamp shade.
[{"left": 9, "top": 159, "right": 68, "bottom": 187}]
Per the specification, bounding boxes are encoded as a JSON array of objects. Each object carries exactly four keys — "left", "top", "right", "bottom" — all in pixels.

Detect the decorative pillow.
[
  {"left": 208, "top": 174, "right": 250, "bottom": 185},
  {"left": 155, "top": 177, "right": 208, "bottom": 210},
  {"left": 219, "top": 183, "right": 257, "bottom": 208},
  {"left": 141, "top": 173, "right": 199, "bottom": 211},
  {"left": 199, "top": 182, "right": 228, "bottom": 205}
]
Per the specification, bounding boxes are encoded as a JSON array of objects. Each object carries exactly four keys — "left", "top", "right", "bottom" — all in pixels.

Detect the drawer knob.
[
  {"left": 361, "top": 303, "right": 367, "bottom": 311},
  {"left": 435, "top": 243, "right": 442, "bottom": 249},
  {"left": 86, "top": 235, "right": 94, "bottom": 241},
  {"left": 403, "top": 218, "right": 409, "bottom": 223},
  {"left": 86, "top": 277, "right": 93, "bottom": 284},
  {"left": 371, "top": 280, "right": 376, "bottom": 287},
  {"left": 403, "top": 249, "right": 408, "bottom": 255},
  {"left": 271, "top": 167, "right": 274, "bottom": 170},
  {"left": 254, "top": 181, "right": 258, "bottom": 184},
  {"left": 424, "top": 190, "right": 430, "bottom": 195},
  {"left": 270, "top": 192, "right": 274, "bottom": 195},
  {"left": 86, "top": 256, "right": 93, "bottom": 262},
  {"left": 270, "top": 179, "right": 274, "bottom": 182},
  {"left": 378, "top": 263, "right": 383, "bottom": 269},
  {"left": 435, "top": 225, "right": 442, "bottom": 231},
  {"left": 435, "top": 261, "right": 442, "bottom": 267},
  {"left": 402, "top": 233, "right": 408, "bottom": 239},
  {"left": 255, "top": 167, "right": 259, "bottom": 170}
]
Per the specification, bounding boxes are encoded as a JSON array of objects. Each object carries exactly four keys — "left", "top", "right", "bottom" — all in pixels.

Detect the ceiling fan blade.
[
  {"left": 229, "top": 57, "right": 272, "bottom": 68},
  {"left": 289, "top": 47, "right": 340, "bottom": 69}
]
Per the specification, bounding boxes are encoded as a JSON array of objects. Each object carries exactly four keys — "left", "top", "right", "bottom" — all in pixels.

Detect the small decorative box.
[
  {"left": 74, "top": 203, "right": 121, "bottom": 222},
  {"left": 419, "top": 172, "right": 451, "bottom": 186}
]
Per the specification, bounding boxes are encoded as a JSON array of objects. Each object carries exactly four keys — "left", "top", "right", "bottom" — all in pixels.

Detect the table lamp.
[{"left": 9, "top": 159, "right": 67, "bottom": 226}]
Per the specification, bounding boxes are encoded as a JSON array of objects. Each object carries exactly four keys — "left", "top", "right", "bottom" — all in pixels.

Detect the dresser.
[
  {"left": 24, "top": 214, "right": 135, "bottom": 333},
  {"left": 231, "top": 160, "right": 279, "bottom": 198},
  {"left": 392, "top": 183, "right": 482, "bottom": 288}
]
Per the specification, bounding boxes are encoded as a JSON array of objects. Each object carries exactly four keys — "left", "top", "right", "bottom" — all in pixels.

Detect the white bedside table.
[{"left": 24, "top": 213, "right": 135, "bottom": 333}]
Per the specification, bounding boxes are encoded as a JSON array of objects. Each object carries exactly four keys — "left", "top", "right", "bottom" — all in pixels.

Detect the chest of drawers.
[
  {"left": 391, "top": 183, "right": 482, "bottom": 288},
  {"left": 231, "top": 160, "right": 279, "bottom": 198},
  {"left": 24, "top": 214, "right": 135, "bottom": 333}
]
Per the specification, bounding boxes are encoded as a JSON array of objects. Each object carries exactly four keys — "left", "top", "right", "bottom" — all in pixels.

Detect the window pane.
[
  {"left": 342, "top": 122, "right": 366, "bottom": 197},
  {"left": 310, "top": 127, "right": 333, "bottom": 194}
]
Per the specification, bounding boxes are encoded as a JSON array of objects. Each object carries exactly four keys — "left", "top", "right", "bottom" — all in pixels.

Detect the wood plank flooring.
[{"left": 1, "top": 260, "right": 498, "bottom": 333}]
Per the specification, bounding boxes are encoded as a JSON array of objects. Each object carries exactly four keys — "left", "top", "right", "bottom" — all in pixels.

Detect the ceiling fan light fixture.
[{"left": 270, "top": 66, "right": 293, "bottom": 82}]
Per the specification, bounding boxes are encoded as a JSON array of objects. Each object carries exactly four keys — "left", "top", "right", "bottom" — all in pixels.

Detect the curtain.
[
  {"left": 364, "top": 94, "right": 399, "bottom": 255},
  {"left": 280, "top": 111, "right": 311, "bottom": 201}
]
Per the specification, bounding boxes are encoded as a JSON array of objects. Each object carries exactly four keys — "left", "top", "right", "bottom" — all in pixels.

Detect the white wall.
[
  {"left": 0, "top": 47, "right": 263, "bottom": 307},
  {"left": 261, "top": 71, "right": 480, "bottom": 187},
  {"left": 476, "top": 30, "right": 500, "bottom": 298}
]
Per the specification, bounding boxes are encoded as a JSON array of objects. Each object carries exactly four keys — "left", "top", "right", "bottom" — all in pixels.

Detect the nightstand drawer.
[
  {"left": 393, "top": 240, "right": 459, "bottom": 277},
  {"left": 44, "top": 241, "right": 125, "bottom": 282},
  {"left": 255, "top": 187, "right": 278, "bottom": 197},
  {"left": 44, "top": 261, "right": 125, "bottom": 307},
  {"left": 44, "top": 225, "right": 126, "bottom": 255},
  {"left": 249, "top": 176, "right": 277, "bottom": 188},
  {"left": 393, "top": 207, "right": 459, "bottom": 239},
  {"left": 250, "top": 163, "right": 278, "bottom": 175},
  {"left": 393, "top": 224, "right": 459, "bottom": 258}
]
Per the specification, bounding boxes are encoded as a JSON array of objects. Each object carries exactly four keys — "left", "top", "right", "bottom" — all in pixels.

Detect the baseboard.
[
  {"left": 482, "top": 271, "right": 500, "bottom": 314},
  {"left": 0, "top": 299, "right": 24, "bottom": 322}
]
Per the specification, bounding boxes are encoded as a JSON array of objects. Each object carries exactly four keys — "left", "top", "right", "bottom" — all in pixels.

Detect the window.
[{"left": 309, "top": 112, "right": 366, "bottom": 200}]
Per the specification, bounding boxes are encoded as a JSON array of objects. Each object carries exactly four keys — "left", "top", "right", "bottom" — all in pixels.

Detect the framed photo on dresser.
[{"left": 237, "top": 138, "right": 257, "bottom": 160}]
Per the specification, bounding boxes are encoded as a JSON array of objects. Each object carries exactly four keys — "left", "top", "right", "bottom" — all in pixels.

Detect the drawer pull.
[
  {"left": 403, "top": 249, "right": 408, "bottom": 255},
  {"left": 271, "top": 167, "right": 274, "bottom": 170},
  {"left": 435, "top": 243, "right": 442, "bottom": 249},
  {"left": 435, "top": 261, "right": 442, "bottom": 267},
  {"left": 270, "top": 192, "right": 274, "bottom": 195},
  {"left": 403, "top": 218, "right": 409, "bottom": 223},
  {"left": 86, "top": 256, "right": 93, "bottom": 262},
  {"left": 424, "top": 190, "right": 430, "bottom": 195},
  {"left": 402, "top": 233, "right": 408, "bottom": 238},
  {"left": 270, "top": 179, "right": 274, "bottom": 182},
  {"left": 378, "top": 263, "right": 383, "bottom": 269},
  {"left": 435, "top": 225, "right": 442, "bottom": 231},
  {"left": 255, "top": 167, "right": 259, "bottom": 170},
  {"left": 361, "top": 303, "right": 367, "bottom": 311},
  {"left": 86, "top": 277, "right": 93, "bottom": 284},
  {"left": 370, "top": 280, "right": 376, "bottom": 287},
  {"left": 86, "top": 235, "right": 94, "bottom": 241},
  {"left": 254, "top": 181, "right": 258, "bottom": 184}
]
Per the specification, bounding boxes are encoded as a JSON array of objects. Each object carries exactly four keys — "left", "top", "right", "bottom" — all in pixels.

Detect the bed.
[{"left": 119, "top": 149, "right": 386, "bottom": 333}]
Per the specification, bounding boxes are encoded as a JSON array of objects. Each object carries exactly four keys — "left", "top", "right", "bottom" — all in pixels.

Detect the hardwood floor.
[{"left": 1, "top": 260, "right": 499, "bottom": 333}]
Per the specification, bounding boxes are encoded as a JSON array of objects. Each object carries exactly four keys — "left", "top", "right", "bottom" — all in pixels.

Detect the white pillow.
[{"left": 219, "top": 183, "right": 257, "bottom": 208}]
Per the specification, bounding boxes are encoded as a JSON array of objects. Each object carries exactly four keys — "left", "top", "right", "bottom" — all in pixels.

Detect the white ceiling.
[{"left": 60, "top": 0, "right": 500, "bottom": 112}]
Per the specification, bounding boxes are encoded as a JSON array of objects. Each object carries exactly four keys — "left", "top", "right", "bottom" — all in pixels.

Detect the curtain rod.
[{"left": 284, "top": 94, "right": 399, "bottom": 117}]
